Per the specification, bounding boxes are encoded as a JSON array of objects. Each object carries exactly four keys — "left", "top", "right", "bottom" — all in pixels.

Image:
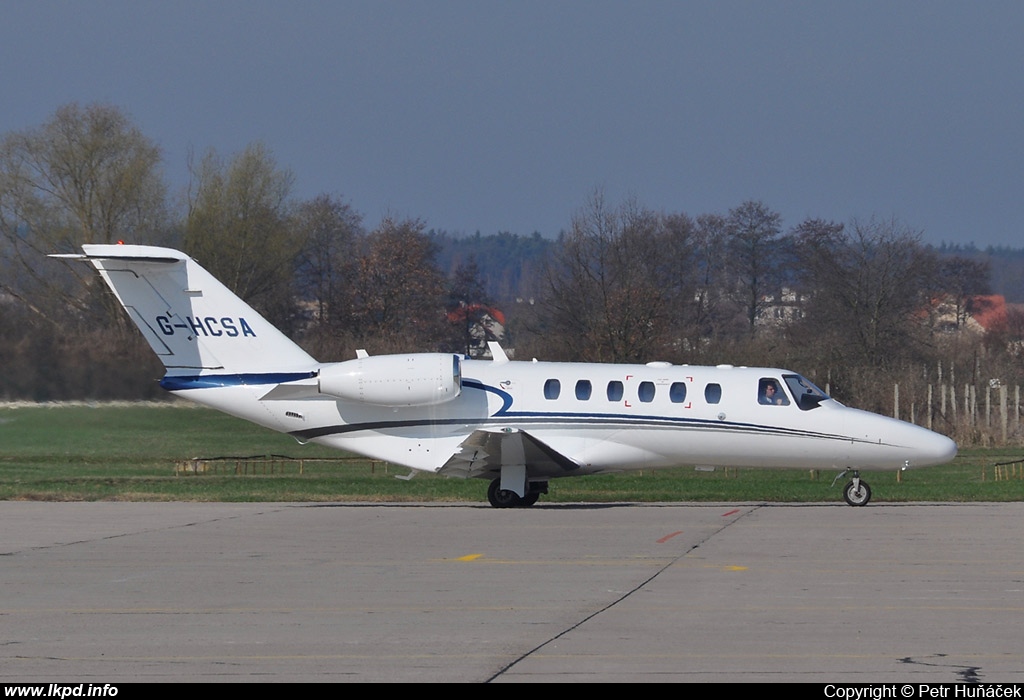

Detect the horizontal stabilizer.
[{"left": 259, "top": 382, "right": 322, "bottom": 401}]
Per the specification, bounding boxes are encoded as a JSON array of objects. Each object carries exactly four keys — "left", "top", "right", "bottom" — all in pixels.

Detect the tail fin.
[{"left": 56, "top": 244, "right": 316, "bottom": 376}]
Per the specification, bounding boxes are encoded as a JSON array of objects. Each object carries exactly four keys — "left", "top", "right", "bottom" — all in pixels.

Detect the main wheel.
[
  {"left": 519, "top": 491, "right": 540, "bottom": 507},
  {"left": 843, "top": 479, "right": 872, "bottom": 507},
  {"left": 487, "top": 478, "right": 522, "bottom": 508}
]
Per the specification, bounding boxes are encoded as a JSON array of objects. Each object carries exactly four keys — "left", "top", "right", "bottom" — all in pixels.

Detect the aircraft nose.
[{"left": 913, "top": 429, "right": 958, "bottom": 467}]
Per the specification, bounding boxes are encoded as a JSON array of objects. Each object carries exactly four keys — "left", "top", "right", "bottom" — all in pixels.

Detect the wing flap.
[{"left": 438, "top": 428, "right": 581, "bottom": 480}]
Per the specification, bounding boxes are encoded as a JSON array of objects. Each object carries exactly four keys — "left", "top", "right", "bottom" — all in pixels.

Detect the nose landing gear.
[{"left": 833, "top": 469, "right": 872, "bottom": 506}]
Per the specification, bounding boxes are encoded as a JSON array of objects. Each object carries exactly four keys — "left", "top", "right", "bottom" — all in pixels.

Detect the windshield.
[{"left": 783, "top": 374, "right": 830, "bottom": 411}]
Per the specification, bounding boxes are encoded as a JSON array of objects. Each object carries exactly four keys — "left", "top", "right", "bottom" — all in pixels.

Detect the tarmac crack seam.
[
  {"left": 483, "top": 504, "right": 762, "bottom": 682},
  {"left": 0, "top": 505, "right": 291, "bottom": 556}
]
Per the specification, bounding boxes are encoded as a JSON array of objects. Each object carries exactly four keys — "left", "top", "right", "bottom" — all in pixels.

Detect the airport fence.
[{"left": 893, "top": 382, "right": 1024, "bottom": 447}]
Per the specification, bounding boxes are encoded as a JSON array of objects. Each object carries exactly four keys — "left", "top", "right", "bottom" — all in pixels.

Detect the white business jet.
[{"left": 55, "top": 244, "right": 957, "bottom": 507}]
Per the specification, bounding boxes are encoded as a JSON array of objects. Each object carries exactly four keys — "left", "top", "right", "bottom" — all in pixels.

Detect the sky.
[{"left": 2, "top": 1, "right": 1022, "bottom": 247}]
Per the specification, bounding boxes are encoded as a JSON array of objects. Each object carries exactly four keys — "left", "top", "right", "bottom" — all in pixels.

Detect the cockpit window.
[
  {"left": 758, "top": 378, "right": 790, "bottom": 406},
  {"left": 783, "top": 374, "right": 830, "bottom": 411}
]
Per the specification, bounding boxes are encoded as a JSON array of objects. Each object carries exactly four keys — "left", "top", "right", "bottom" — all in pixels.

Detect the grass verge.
[{"left": 2, "top": 403, "right": 1022, "bottom": 504}]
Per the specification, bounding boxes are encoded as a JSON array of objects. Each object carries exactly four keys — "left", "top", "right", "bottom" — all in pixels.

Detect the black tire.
[
  {"left": 843, "top": 479, "right": 872, "bottom": 507},
  {"left": 487, "top": 478, "right": 522, "bottom": 508}
]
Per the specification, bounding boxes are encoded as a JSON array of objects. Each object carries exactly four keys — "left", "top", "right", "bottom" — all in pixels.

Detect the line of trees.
[
  {"left": 515, "top": 193, "right": 1021, "bottom": 427},
  {"left": 2, "top": 103, "right": 1022, "bottom": 446}
]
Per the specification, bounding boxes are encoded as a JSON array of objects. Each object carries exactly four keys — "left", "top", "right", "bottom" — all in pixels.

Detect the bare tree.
[
  {"left": 292, "top": 193, "right": 363, "bottom": 334},
  {"left": 792, "top": 216, "right": 939, "bottom": 371},
  {"left": 541, "top": 192, "right": 696, "bottom": 363},
  {"left": 184, "top": 143, "right": 298, "bottom": 327},
  {"left": 0, "top": 103, "right": 166, "bottom": 321},
  {"left": 444, "top": 256, "right": 494, "bottom": 356},
  {"left": 353, "top": 217, "right": 446, "bottom": 351},
  {"left": 938, "top": 256, "right": 991, "bottom": 329},
  {"left": 691, "top": 212, "right": 731, "bottom": 352},
  {"left": 725, "top": 200, "right": 784, "bottom": 335}
]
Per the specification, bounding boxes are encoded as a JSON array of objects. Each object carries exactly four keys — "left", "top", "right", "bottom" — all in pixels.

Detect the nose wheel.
[{"left": 840, "top": 471, "right": 872, "bottom": 506}]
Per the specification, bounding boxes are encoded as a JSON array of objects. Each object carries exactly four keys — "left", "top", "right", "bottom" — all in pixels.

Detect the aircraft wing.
[{"left": 437, "top": 428, "right": 582, "bottom": 480}]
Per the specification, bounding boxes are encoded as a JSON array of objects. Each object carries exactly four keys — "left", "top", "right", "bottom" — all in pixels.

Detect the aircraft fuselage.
[{"left": 173, "top": 357, "right": 956, "bottom": 479}]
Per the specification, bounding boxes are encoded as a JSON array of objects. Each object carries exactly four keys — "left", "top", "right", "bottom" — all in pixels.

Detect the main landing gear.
[
  {"left": 833, "top": 469, "right": 872, "bottom": 507},
  {"left": 487, "top": 478, "right": 547, "bottom": 508}
]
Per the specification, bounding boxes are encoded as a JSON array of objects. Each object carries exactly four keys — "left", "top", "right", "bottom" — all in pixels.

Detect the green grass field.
[{"left": 1, "top": 403, "right": 1023, "bottom": 504}]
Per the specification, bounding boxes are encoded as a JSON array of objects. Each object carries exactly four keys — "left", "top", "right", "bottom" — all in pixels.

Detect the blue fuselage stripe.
[
  {"left": 161, "top": 372, "right": 316, "bottom": 391},
  {"left": 288, "top": 414, "right": 865, "bottom": 446}
]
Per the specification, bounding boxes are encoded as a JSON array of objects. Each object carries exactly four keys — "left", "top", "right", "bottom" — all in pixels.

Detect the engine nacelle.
[{"left": 317, "top": 353, "right": 462, "bottom": 407}]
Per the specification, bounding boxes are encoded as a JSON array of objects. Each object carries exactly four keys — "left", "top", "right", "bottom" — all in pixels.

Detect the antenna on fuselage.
[{"left": 488, "top": 342, "right": 510, "bottom": 364}]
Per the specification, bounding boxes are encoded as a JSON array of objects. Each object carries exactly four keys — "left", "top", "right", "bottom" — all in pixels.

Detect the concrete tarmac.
[{"left": 2, "top": 501, "right": 1023, "bottom": 683}]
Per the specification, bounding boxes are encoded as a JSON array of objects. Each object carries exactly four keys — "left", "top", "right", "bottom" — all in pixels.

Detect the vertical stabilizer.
[{"left": 63, "top": 244, "right": 316, "bottom": 375}]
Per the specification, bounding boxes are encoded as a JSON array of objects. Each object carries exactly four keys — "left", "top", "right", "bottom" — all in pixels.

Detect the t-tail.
[{"left": 54, "top": 244, "right": 319, "bottom": 389}]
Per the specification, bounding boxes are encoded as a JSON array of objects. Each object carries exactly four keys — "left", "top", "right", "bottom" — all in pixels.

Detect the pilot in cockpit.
[{"left": 759, "top": 379, "right": 789, "bottom": 406}]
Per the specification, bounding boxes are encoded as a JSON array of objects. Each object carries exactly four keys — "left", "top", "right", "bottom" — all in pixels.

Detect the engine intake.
[{"left": 317, "top": 353, "right": 462, "bottom": 407}]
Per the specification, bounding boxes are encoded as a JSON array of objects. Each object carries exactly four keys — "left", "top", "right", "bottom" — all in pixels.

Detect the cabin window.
[
  {"left": 638, "top": 381, "right": 655, "bottom": 403},
  {"left": 704, "top": 383, "right": 722, "bottom": 404},
  {"left": 575, "top": 379, "right": 592, "bottom": 400},
  {"left": 544, "top": 378, "right": 561, "bottom": 400},
  {"left": 758, "top": 378, "right": 790, "bottom": 406},
  {"left": 607, "top": 380, "right": 624, "bottom": 401},
  {"left": 669, "top": 382, "right": 687, "bottom": 403}
]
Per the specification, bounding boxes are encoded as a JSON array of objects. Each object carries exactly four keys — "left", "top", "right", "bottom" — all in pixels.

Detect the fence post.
[
  {"left": 1001, "top": 384, "right": 1008, "bottom": 445},
  {"left": 927, "top": 384, "right": 933, "bottom": 430},
  {"left": 986, "top": 385, "right": 991, "bottom": 429},
  {"left": 971, "top": 384, "right": 977, "bottom": 428}
]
